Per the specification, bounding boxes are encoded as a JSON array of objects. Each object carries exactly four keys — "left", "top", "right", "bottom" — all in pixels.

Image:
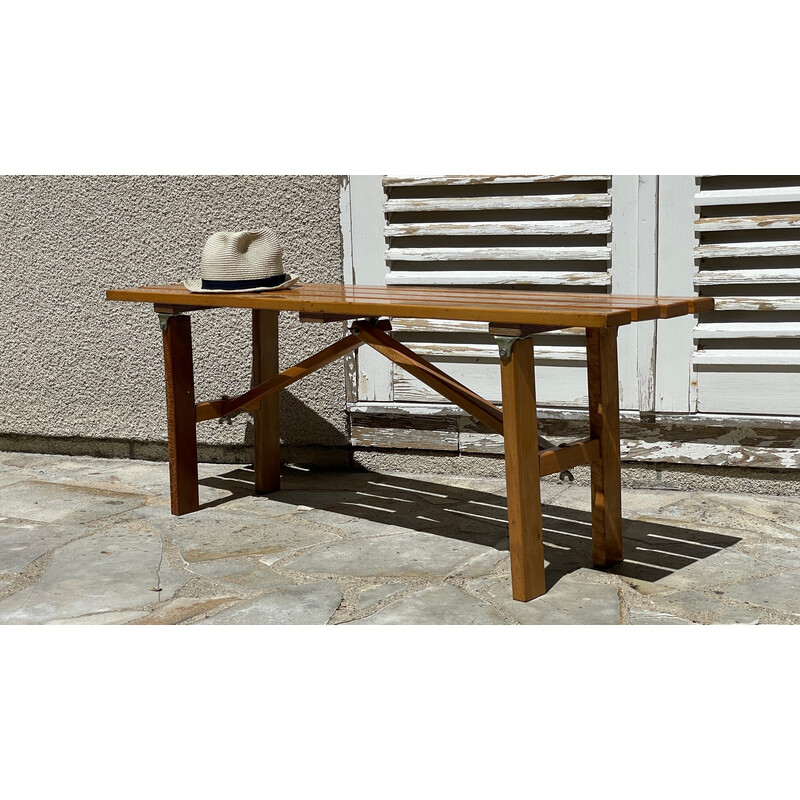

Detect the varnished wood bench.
[{"left": 106, "top": 283, "right": 712, "bottom": 602}]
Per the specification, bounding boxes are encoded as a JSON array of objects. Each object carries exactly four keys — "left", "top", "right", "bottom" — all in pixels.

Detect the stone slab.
[
  {"left": 0, "top": 521, "right": 86, "bottom": 574},
  {"left": 348, "top": 583, "right": 508, "bottom": 625},
  {"left": 355, "top": 583, "right": 407, "bottom": 610},
  {"left": 129, "top": 504, "right": 342, "bottom": 563},
  {"left": 282, "top": 531, "right": 500, "bottom": 578},
  {"left": 739, "top": 542, "right": 800, "bottom": 571},
  {"left": 654, "top": 548, "right": 777, "bottom": 591},
  {"left": 0, "top": 525, "right": 188, "bottom": 624},
  {"left": 198, "top": 580, "right": 343, "bottom": 625},
  {"left": 294, "top": 508, "right": 414, "bottom": 539},
  {"left": 45, "top": 610, "right": 149, "bottom": 625},
  {"left": 647, "top": 587, "right": 764, "bottom": 624},
  {"left": 187, "top": 557, "right": 294, "bottom": 594},
  {"left": 447, "top": 548, "right": 509, "bottom": 579},
  {"left": 0, "top": 480, "right": 146, "bottom": 524},
  {"left": 131, "top": 596, "right": 238, "bottom": 625},
  {"left": 626, "top": 609, "right": 694, "bottom": 625},
  {"left": 721, "top": 569, "right": 800, "bottom": 616},
  {"left": 478, "top": 569, "right": 622, "bottom": 625}
]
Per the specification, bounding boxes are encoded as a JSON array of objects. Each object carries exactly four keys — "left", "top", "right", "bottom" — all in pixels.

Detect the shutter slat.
[
  {"left": 401, "top": 342, "right": 586, "bottom": 361},
  {"left": 693, "top": 322, "right": 800, "bottom": 339},
  {"left": 694, "top": 350, "right": 800, "bottom": 366},
  {"left": 695, "top": 187, "right": 800, "bottom": 206},
  {"left": 386, "top": 270, "right": 612, "bottom": 287},
  {"left": 695, "top": 214, "right": 800, "bottom": 232},
  {"left": 708, "top": 296, "right": 800, "bottom": 311},
  {"left": 696, "top": 242, "right": 800, "bottom": 259},
  {"left": 384, "top": 194, "right": 611, "bottom": 212},
  {"left": 385, "top": 220, "right": 611, "bottom": 237},
  {"left": 386, "top": 246, "right": 610, "bottom": 262},
  {"left": 384, "top": 175, "right": 610, "bottom": 187},
  {"left": 694, "top": 268, "right": 800, "bottom": 285}
]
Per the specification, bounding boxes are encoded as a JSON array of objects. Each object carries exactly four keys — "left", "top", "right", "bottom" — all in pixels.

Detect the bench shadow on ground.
[{"left": 198, "top": 466, "right": 741, "bottom": 590}]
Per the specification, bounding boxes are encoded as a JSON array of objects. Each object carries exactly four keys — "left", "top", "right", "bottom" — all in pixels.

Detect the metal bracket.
[
  {"left": 494, "top": 336, "right": 517, "bottom": 360},
  {"left": 157, "top": 312, "right": 184, "bottom": 332},
  {"left": 214, "top": 395, "right": 246, "bottom": 424}
]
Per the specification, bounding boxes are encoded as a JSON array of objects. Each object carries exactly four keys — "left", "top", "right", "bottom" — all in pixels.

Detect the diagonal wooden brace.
[
  {"left": 351, "top": 320, "right": 505, "bottom": 436},
  {"left": 195, "top": 319, "right": 391, "bottom": 422}
]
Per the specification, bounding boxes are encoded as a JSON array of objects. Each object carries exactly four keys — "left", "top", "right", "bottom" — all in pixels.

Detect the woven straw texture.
[{"left": 185, "top": 226, "right": 298, "bottom": 292}]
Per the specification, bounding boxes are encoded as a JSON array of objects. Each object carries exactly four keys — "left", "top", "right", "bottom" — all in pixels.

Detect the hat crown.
[{"left": 200, "top": 226, "right": 283, "bottom": 280}]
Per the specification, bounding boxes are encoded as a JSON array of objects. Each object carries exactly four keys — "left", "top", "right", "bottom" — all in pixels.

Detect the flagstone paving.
[{"left": 2, "top": 450, "right": 800, "bottom": 624}]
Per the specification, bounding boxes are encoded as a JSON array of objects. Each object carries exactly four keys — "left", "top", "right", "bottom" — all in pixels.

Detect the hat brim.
[{"left": 183, "top": 274, "right": 300, "bottom": 293}]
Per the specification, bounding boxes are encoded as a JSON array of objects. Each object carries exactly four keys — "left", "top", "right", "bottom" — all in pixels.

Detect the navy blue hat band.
[{"left": 200, "top": 274, "right": 288, "bottom": 291}]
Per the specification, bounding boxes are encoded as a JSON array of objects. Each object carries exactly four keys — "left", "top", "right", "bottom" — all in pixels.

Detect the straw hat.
[{"left": 184, "top": 226, "right": 299, "bottom": 293}]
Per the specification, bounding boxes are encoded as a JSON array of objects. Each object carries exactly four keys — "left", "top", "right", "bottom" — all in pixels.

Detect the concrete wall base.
[
  {"left": 351, "top": 448, "right": 800, "bottom": 498},
  {"left": 2, "top": 435, "right": 798, "bottom": 497}
]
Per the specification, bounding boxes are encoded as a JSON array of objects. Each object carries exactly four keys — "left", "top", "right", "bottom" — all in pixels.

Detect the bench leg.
[
  {"left": 252, "top": 309, "right": 281, "bottom": 493},
  {"left": 586, "top": 327, "right": 623, "bottom": 566},
  {"left": 161, "top": 313, "right": 199, "bottom": 516},
  {"left": 499, "top": 337, "right": 547, "bottom": 601}
]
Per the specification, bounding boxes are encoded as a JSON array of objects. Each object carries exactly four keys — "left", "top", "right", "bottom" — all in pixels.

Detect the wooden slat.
[
  {"left": 693, "top": 349, "right": 800, "bottom": 366},
  {"left": 695, "top": 187, "right": 800, "bottom": 206},
  {"left": 384, "top": 194, "right": 611, "bottom": 213},
  {"left": 694, "top": 268, "right": 800, "bottom": 285},
  {"left": 384, "top": 175, "right": 611, "bottom": 187},
  {"left": 695, "top": 214, "right": 800, "bottom": 232},
  {"left": 385, "top": 220, "right": 611, "bottom": 237},
  {"left": 696, "top": 242, "right": 800, "bottom": 259},
  {"left": 693, "top": 322, "right": 800, "bottom": 339},
  {"left": 387, "top": 246, "right": 610, "bottom": 261}
]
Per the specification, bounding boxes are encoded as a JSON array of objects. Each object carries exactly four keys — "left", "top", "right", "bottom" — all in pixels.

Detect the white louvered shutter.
[
  {"left": 382, "top": 175, "right": 614, "bottom": 406},
  {"left": 692, "top": 176, "right": 800, "bottom": 415}
]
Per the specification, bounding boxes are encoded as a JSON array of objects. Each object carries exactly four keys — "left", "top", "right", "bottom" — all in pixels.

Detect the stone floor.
[{"left": 1, "top": 450, "right": 800, "bottom": 624}]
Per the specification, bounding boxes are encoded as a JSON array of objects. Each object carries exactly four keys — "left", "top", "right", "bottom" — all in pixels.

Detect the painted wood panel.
[
  {"left": 393, "top": 362, "right": 589, "bottom": 406},
  {"left": 696, "top": 369, "right": 800, "bottom": 415}
]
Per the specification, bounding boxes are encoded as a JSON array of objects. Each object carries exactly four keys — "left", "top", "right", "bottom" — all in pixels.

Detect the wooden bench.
[{"left": 106, "top": 283, "right": 713, "bottom": 602}]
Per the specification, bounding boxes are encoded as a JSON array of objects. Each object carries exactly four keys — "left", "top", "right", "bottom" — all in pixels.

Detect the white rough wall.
[{"left": 0, "top": 175, "right": 347, "bottom": 457}]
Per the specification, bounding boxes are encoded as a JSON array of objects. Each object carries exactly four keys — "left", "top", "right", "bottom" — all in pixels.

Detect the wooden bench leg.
[
  {"left": 586, "top": 327, "right": 623, "bottom": 567},
  {"left": 252, "top": 309, "right": 281, "bottom": 493},
  {"left": 161, "top": 313, "right": 199, "bottom": 516},
  {"left": 499, "top": 337, "right": 547, "bottom": 601}
]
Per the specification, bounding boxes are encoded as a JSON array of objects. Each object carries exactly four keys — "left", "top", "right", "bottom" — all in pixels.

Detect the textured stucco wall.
[{"left": 0, "top": 175, "right": 346, "bottom": 462}]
